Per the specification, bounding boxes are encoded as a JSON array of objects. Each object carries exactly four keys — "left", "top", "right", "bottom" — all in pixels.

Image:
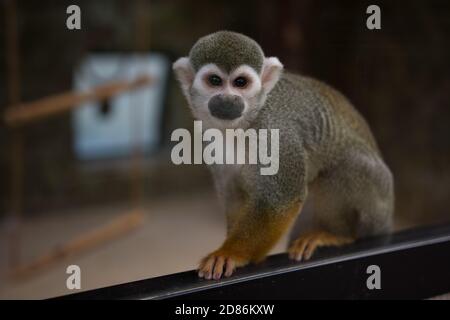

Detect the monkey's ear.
[
  {"left": 173, "top": 57, "right": 195, "bottom": 100},
  {"left": 261, "top": 57, "right": 283, "bottom": 94}
]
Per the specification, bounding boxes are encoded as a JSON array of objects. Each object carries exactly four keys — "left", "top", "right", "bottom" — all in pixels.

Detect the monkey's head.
[{"left": 173, "top": 31, "right": 283, "bottom": 129}]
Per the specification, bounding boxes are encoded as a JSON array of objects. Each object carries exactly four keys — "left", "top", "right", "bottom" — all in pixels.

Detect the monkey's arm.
[
  {"left": 199, "top": 136, "right": 307, "bottom": 279},
  {"left": 234, "top": 200, "right": 302, "bottom": 255},
  {"left": 199, "top": 200, "right": 303, "bottom": 280}
]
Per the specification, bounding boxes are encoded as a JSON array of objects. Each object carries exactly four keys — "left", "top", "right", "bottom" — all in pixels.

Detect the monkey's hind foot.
[{"left": 288, "top": 231, "right": 354, "bottom": 262}]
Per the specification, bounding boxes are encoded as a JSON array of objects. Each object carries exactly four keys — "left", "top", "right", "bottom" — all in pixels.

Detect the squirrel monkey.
[{"left": 173, "top": 31, "right": 394, "bottom": 280}]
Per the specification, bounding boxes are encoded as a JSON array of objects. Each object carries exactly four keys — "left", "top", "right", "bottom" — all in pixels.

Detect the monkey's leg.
[
  {"left": 288, "top": 152, "right": 393, "bottom": 262},
  {"left": 198, "top": 201, "right": 302, "bottom": 280},
  {"left": 288, "top": 230, "right": 354, "bottom": 261}
]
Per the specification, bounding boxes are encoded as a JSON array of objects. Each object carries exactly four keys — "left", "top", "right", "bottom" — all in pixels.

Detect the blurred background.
[{"left": 0, "top": 0, "right": 449, "bottom": 299}]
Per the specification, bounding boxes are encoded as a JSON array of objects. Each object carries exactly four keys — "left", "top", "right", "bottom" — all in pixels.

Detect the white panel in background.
[{"left": 72, "top": 53, "right": 169, "bottom": 161}]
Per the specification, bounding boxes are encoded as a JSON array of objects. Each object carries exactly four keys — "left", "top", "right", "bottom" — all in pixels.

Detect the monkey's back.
[
  {"left": 259, "top": 72, "right": 381, "bottom": 167},
  {"left": 258, "top": 72, "right": 394, "bottom": 237}
]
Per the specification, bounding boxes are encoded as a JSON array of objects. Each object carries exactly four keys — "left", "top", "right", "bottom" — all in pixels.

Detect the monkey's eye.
[
  {"left": 233, "top": 76, "right": 248, "bottom": 88},
  {"left": 208, "top": 74, "right": 223, "bottom": 87}
]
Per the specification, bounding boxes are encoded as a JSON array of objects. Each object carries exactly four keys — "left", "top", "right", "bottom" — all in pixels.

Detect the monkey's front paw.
[{"left": 198, "top": 250, "right": 247, "bottom": 280}]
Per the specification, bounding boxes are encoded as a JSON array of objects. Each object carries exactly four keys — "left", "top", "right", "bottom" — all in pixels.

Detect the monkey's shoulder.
[
  {"left": 255, "top": 72, "right": 341, "bottom": 131},
  {"left": 267, "top": 72, "right": 348, "bottom": 111},
  {"left": 261, "top": 72, "right": 378, "bottom": 150}
]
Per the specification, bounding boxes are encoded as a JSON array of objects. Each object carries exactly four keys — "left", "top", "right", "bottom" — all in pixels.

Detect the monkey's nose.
[{"left": 208, "top": 95, "right": 244, "bottom": 120}]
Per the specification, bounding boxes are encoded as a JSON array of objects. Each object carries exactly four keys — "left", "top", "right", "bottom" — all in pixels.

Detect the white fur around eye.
[
  {"left": 193, "top": 64, "right": 227, "bottom": 94},
  {"left": 230, "top": 65, "right": 261, "bottom": 98}
]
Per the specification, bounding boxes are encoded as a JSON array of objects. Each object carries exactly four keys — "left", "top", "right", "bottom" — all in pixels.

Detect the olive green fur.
[
  {"left": 189, "top": 31, "right": 264, "bottom": 73},
  {"left": 235, "top": 72, "right": 394, "bottom": 238}
]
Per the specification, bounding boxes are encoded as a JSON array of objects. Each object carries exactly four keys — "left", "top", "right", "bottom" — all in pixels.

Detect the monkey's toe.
[
  {"left": 198, "top": 253, "right": 237, "bottom": 280},
  {"left": 288, "top": 231, "right": 354, "bottom": 262}
]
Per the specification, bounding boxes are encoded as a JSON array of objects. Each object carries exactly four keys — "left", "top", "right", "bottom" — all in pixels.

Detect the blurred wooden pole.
[
  {"left": 130, "top": 0, "right": 152, "bottom": 210},
  {"left": 5, "top": 0, "right": 23, "bottom": 269},
  {"left": 3, "top": 75, "right": 153, "bottom": 127},
  {"left": 11, "top": 210, "right": 144, "bottom": 279},
  {"left": 135, "top": 0, "right": 151, "bottom": 52}
]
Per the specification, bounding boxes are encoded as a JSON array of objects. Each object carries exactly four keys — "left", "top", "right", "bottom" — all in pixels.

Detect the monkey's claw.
[{"left": 198, "top": 252, "right": 242, "bottom": 280}]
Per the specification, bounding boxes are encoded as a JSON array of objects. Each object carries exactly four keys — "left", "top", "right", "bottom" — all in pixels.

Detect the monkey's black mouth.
[{"left": 208, "top": 94, "right": 244, "bottom": 120}]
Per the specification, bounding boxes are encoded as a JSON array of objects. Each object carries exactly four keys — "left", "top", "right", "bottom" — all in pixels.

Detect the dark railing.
[{"left": 59, "top": 223, "right": 450, "bottom": 300}]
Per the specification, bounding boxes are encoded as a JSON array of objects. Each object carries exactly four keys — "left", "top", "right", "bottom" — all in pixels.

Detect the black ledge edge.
[{"left": 56, "top": 223, "right": 450, "bottom": 300}]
